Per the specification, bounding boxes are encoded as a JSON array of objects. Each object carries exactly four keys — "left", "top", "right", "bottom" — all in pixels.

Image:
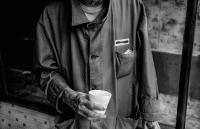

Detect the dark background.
[
  {"left": 2, "top": 0, "right": 53, "bottom": 70},
  {"left": 0, "top": 0, "right": 55, "bottom": 109}
]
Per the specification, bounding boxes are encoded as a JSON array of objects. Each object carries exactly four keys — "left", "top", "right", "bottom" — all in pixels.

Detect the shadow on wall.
[{"left": 153, "top": 51, "right": 200, "bottom": 100}]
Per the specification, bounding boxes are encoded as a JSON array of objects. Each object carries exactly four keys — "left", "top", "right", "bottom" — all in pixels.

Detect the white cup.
[{"left": 89, "top": 90, "right": 112, "bottom": 115}]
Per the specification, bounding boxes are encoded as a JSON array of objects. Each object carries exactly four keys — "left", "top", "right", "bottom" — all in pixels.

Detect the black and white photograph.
[{"left": 0, "top": 0, "right": 200, "bottom": 129}]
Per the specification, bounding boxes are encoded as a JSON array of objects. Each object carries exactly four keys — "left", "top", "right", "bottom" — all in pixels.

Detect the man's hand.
[
  {"left": 143, "top": 121, "right": 161, "bottom": 129},
  {"left": 62, "top": 90, "right": 106, "bottom": 120}
]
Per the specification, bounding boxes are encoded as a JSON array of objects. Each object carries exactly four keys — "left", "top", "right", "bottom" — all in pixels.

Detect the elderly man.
[{"left": 33, "top": 0, "right": 161, "bottom": 129}]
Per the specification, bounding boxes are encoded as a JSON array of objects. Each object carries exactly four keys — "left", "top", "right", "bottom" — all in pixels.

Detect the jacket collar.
[{"left": 71, "top": 0, "right": 89, "bottom": 26}]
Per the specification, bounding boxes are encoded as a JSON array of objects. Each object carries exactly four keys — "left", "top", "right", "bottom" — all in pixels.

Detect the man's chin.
[{"left": 77, "top": 0, "right": 104, "bottom": 7}]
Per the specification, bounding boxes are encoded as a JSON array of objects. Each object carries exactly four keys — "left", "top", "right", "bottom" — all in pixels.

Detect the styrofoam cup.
[{"left": 89, "top": 90, "right": 112, "bottom": 115}]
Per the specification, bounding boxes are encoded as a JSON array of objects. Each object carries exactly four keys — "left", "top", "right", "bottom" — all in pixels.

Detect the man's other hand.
[
  {"left": 143, "top": 121, "right": 161, "bottom": 129},
  {"left": 62, "top": 91, "right": 106, "bottom": 120}
]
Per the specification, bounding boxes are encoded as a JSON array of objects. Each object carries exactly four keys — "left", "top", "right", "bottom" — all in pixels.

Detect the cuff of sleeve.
[
  {"left": 45, "top": 73, "right": 72, "bottom": 114},
  {"left": 141, "top": 98, "right": 162, "bottom": 121},
  {"left": 56, "top": 90, "right": 65, "bottom": 114},
  {"left": 55, "top": 89, "right": 75, "bottom": 114}
]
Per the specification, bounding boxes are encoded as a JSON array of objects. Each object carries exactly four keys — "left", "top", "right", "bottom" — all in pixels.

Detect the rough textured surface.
[
  {"left": 160, "top": 93, "right": 200, "bottom": 129},
  {"left": 0, "top": 102, "right": 55, "bottom": 129}
]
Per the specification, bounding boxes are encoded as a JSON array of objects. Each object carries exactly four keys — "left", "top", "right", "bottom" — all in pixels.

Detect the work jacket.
[{"left": 33, "top": 0, "right": 161, "bottom": 128}]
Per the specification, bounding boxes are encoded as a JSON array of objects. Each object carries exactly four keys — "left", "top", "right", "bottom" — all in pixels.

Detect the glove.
[
  {"left": 143, "top": 121, "right": 161, "bottom": 129},
  {"left": 62, "top": 89, "right": 106, "bottom": 120}
]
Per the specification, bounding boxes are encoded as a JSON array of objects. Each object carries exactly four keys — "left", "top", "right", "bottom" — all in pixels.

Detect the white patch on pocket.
[{"left": 124, "top": 49, "right": 134, "bottom": 54}]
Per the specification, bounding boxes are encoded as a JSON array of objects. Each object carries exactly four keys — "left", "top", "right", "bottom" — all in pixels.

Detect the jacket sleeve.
[
  {"left": 136, "top": 0, "right": 161, "bottom": 122},
  {"left": 33, "top": 7, "right": 71, "bottom": 114}
]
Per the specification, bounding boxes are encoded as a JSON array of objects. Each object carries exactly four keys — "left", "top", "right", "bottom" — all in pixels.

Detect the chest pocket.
[{"left": 115, "top": 47, "right": 136, "bottom": 79}]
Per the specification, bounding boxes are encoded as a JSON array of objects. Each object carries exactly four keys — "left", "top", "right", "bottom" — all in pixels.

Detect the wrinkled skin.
[{"left": 62, "top": 90, "right": 106, "bottom": 120}]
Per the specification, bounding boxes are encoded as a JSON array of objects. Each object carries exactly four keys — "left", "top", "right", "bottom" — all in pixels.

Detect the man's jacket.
[{"left": 33, "top": 0, "right": 161, "bottom": 128}]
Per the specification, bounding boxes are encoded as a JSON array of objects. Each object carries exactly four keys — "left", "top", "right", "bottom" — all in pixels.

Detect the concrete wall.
[
  {"left": 143, "top": 0, "right": 200, "bottom": 54},
  {"left": 143, "top": 0, "right": 200, "bottom": 99}
]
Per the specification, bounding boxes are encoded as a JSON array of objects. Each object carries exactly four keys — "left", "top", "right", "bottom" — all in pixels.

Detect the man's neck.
[{"left": 80, "top": 4, "right": 103, "bottom": 22}]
